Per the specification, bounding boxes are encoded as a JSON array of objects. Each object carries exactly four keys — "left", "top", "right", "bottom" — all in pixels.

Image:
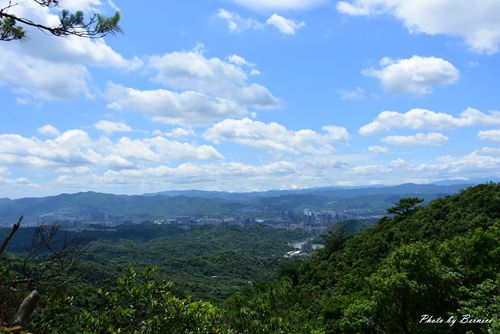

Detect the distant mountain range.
[
  {"left": 143, "top": 182, "right": 475, "bottom": 199},
  {"left": 0, "top": 182, "right": 494, "bottom": 224}
]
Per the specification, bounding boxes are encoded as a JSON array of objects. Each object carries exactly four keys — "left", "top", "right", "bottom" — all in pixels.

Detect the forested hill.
[
  {"left": 2, "top": 184, "right": 498, "bottom": 333},
  {"left": 223, "top": 183, "right": 500, "bottom": 333}
]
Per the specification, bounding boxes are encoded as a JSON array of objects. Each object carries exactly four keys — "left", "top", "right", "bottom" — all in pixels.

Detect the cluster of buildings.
[{"left": 3, "top": 206, "right": 383, "bottom": 232}]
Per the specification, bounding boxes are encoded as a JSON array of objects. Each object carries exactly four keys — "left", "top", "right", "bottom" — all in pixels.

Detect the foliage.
[
  {"left": 222, "top": 184, "right": 500, "bottom": 333},
  {"left": 386, "top": 197, "right": 424, "bottom": 217},
  {"left": 2, "top": 184, "right": 499, "bottom": 333},
  {"left": 1, "top": 224, "right": 310, "bottom": 302},
  {"left": 0, "top": 0, "right": 121, "bottom": 41},
  {"left": 31, "top": 268, "right": 234, "bottom": 334}
]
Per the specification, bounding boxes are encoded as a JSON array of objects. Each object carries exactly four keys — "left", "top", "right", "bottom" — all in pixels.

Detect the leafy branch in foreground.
[
  {"left": 33, "top": 268, "right": 234, "bottom": 334},
  {"left": 0, "top": 0, "right": 121, "bottom": 41}
]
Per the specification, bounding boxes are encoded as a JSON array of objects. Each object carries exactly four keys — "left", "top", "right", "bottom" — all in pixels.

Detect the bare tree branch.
[{"left": 0, "top": 215, "right": 23, "bottom": 255}]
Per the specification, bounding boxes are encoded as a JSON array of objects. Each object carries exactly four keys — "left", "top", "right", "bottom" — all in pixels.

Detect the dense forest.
[{"left": 1, "top": 184, "right": 499, "bottom": 333}]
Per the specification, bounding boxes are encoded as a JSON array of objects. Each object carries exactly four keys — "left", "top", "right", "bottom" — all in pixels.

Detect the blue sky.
[{"left": 1, "top": 0, "right": 500, "bottom": 197}]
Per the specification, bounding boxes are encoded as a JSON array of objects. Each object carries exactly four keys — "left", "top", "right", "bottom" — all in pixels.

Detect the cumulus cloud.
[
  {"left": 341, "top": 149, "right": 500, "bottom": 184},
  {"left": 0, "top": 50, "right": 92, "bottom": 100},
  {"left": 0, "top": 173, "right": 31, "bottom": 187},
  {"left": 103, "top": 161, "right": 296, "bottom": 187},
  {"left": 38, "top": 124, "right": 61, "bottom": 137},
  {"left": 148, "top": 48, "right": 280, "bottom": 109},
  {"left": 368, "top": 145, "right": 389, "bottom": 154},
  {"left": 337, "top": 0, "right": 500, "bottom": 54},
  {"left": 322, "top": 125, "right": 351, "bottom": 142},
  {"left": 216, "top": 9, "right": 263, "bottom": 32},
  {"left": 204, "top": 118, "right": 349, "bottom": 154},
  {"left": 50, "top": 159, "right": 302, "bottom": 195},
  {"left": 217, "top": 9, "right": 306, "bottom": 36},
  {"left": 106, "top": 83, "right": 246, "bottom": 127},
  {"left": 0, "top": 0, "right": 140, "bottom": 100},
  {"left": 478, "top": 129, "right": 500, "bottom": 142},
  {"left": 227, "top": 54, "right": 253, "bottom": 67},
  {"left": 266, "top": 14, "right": 305, "bottom": 35},
  {"left": 382, "top": 132, "right": 449, "bottom": 147},
  {"left": 94, "top": 120, "right": 132, "bottom": 134},
  {"left": 0, "top": 130, "right": 98, "bottom": 167},
  {"left": 363, "top": 56, "right": 459, "bottom": 95},
  {"left": 0, "top": 129, "right": 223, "bottom": 171},
  {"left": 231, "top": 0, "right": 325, "bottom": 11},
  {"left": 360, "top": 108, "right": 500, "bottom": 135},
  {"left": 49, "top": 145, "right": 500, "bottom": 193},
  {"left": 144, "top": 137, "right": 224, "bottom": 161}
]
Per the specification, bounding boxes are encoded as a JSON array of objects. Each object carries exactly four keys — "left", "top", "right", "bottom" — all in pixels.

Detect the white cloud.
[
  {"left": 231, "top": 0, "right": 325, "bottom": 11},
  {"left": 153, "top": 128, "right": 196, "bottom": 138},
  {"left": 0, "top": 174, "right": 31, "bottom": 187},
  {"left": 338, "top": 148, "right": 500, "bottom": 184},
  {"left": 0, "top": 166, "right": 10, "bottom": 177},
  {"left": 363, "top": 56, "right": 459, "bottom": 95},
  {"left": 148, "top": 49, "right": 280, "bottom": 109},
  {"left": 58, "top": 0, "right": 103, "bottom": 12},
  {"left": 0, "top": 50, "right": 92, "bottom": 100},
  {"left": 216, "top": 9, "right": 263, "bottom": 32},
  {"left": 339, "top": 87, "right": 365, "bottom": 100},
  {"left": 0, "top": 0, "right": 141, "bottom": 100},
  {"left": 106, "top": 83, "right": 246, "bottom": 127},
  {"left": 337, "top": 0, "right": 500, "bottom": 54},
  {"left": 55, "top": 166, "right": 93, "bottom": 175},
  {"left": 478, "top": 147, "right": 500, "bottom": 155},
  {"left": 478, "top": 129, "right": 500, "bottom": 142},
  {"left": 47, "top": 160, "right": 300, "bottom": 194},
  {"left": 0, "top": 129, "right": 224, "bottom": 171},
  {"left": 204, "top": 118, "right": 349, "bottom": 154},
  {"left": 228, "top": 54, "right": 253, "bottom": 66},
  {"left": 250, "top": 69, "right": 261, "bottom": 76},
  {"left": 217, "top": 9, "right": 306, "bottom": 36},
  {"left": 266, "top": 14, "right": 306, "bottom": 35},
  {"left": 169, "top": 128, "right": 196, "bottom": 138},
  {"left": 368, "top": 145, "right": 389, "bottom": 154},
  {"left": 0, "top": 130, "right": 98, "bottom": 168},
  {"left": 94, "top": 120, "right": 132, "bottom": 134},
  {"left": 382, "top": 132, "right": 449, "bottom": 147},
  {"left": 103, "top": 161, "right": 296, "bottom": 186},
  {"left": 144, "top": 137, "right": 224, "bottom": 161},
  {"left": 360, "top": 108, "right": 500, "bottom": 135},
  {"left": 322, "top": 125, "right": 351, "bottom": 141},
  {"left": 38, "top": 124, "right": 61, "bottom": 137}
]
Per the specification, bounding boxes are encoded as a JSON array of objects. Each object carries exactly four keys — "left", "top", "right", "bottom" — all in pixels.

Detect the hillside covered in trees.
[{"left": 1, "top": 183, "right": 499, "bottom": 333}]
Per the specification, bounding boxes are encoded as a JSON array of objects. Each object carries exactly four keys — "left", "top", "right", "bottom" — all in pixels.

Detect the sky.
[{"left": 1, "top": 0, "right": 500, "bottom": 198}]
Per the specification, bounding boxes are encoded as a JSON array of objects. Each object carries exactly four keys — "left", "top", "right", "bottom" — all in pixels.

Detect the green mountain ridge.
[{"left": 0, "top": 183, "right": 472, "bottom": 223}]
